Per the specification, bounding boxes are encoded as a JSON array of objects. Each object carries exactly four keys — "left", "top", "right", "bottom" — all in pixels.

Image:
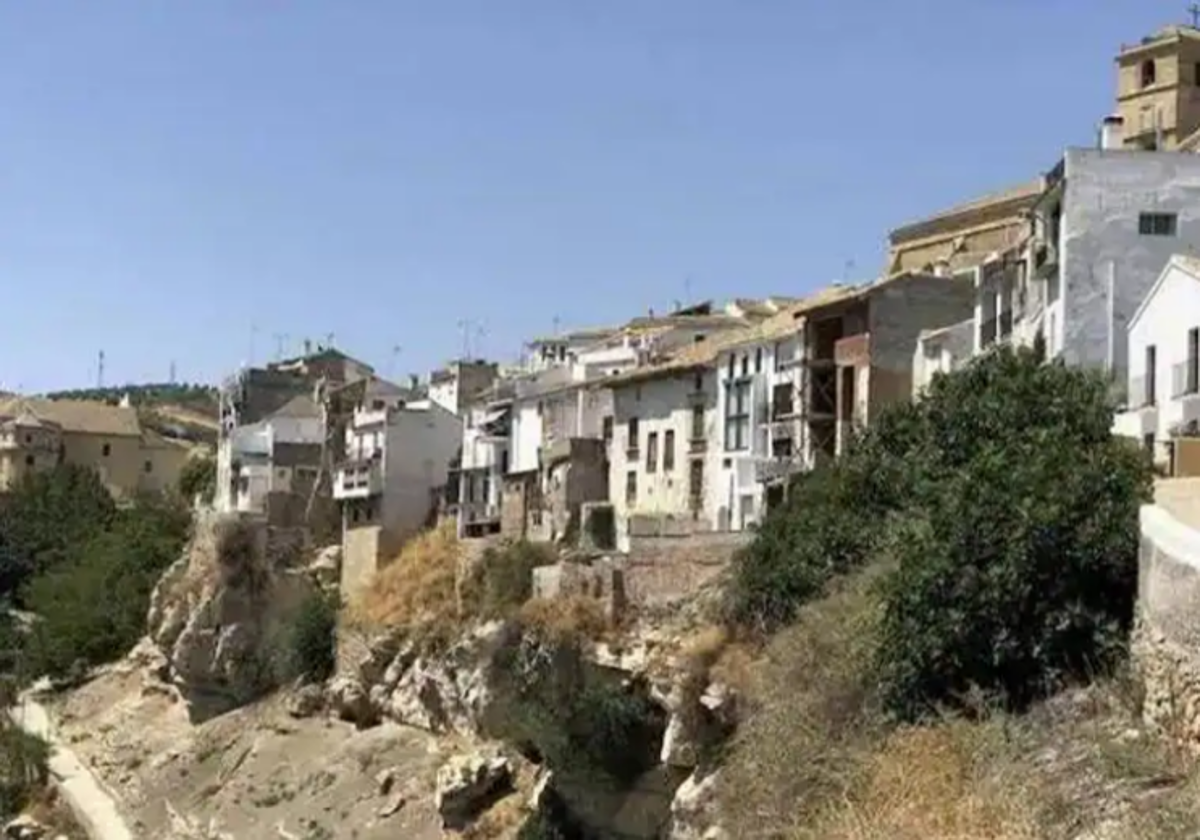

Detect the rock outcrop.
[
  {"left": 146, "top": 511, "right": 321, "bottom": 722},
  {"left": 434, "top": 750, "right": 513, "bottom": 830}
]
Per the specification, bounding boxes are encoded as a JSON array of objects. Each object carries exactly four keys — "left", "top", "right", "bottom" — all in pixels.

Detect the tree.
[
  {"left": 0, "top": 464, "right": 115, "bottom": 600},
  {"left": 177, "top": 454, "right": 217, "bottom": 505}
]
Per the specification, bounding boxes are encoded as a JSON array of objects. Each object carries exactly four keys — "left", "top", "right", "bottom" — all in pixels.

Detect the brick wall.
[{"left": 618, "top": 531, "right": 751, "bottom": 607}]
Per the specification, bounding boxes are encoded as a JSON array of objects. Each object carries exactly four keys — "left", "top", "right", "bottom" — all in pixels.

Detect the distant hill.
[
  {"left": 43, "top": 383, "right": 219, "bottom": 417},
  {"left": 42, "top": 382, "right": 220, "bottom": 446}
]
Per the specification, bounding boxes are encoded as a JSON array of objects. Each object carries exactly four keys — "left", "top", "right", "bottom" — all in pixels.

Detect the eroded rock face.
[
  {"left": 434, "top": 751, "right": 513, "bottom": 830},
  {"left": 668, "top": 769, "right": 727, "bottom": 840},
  {"left": 146, "top": 511, "right": 318, "bottom": 722}
]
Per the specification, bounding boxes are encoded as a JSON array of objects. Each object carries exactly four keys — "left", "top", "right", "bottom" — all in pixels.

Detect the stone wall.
[
  {"left": 620, "top": 532, "right": 751, "bottom": 608},
  {"left": 1134, "top": 502, "right": 1200, "bottom": 744}
]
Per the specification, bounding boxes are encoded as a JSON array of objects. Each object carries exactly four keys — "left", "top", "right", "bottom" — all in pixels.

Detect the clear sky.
[{"left": 0, "top": 1, "right": 1189, "bottom": 392}]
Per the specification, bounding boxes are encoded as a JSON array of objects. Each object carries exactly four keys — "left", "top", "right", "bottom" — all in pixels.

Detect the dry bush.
[
  {"left": 517, "top": 596, "right": 611, "bottom": 643},
  {"left": 797, "top": 719, "right": 1041, "bottom": 840},
  {"left": 721, "top": 566, "right": 888, "bottom": 835},
  {"left": 344, "top": 520, "right": 466, "bottom": 642}
]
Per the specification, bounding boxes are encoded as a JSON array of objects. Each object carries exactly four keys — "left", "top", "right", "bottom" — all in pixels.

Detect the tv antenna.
[
  {"left": 387, "top": 345, "right": 403, "bottom": 379},
  {"left": 1190, "top": 3, "right": 1200, "bottom": 27},
  {"left": 97, "top": 350, "right": 106, "bottom": 388},
  {"left": 273, "top": 333, "right": 290, "bottom": 360}
]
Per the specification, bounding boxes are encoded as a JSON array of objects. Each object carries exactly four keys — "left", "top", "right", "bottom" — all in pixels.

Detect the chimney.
[{"left": 1099, "top": 115, "right": 1124, "bottom": 150}]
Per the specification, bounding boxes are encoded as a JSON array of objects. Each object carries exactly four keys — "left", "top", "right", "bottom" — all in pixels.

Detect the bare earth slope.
[{"left": 50, "top": 661, "right": 445, "bottom": 840}]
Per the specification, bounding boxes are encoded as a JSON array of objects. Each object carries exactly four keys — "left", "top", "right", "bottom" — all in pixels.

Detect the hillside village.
[{"left": 11, "top": 16, "right": 1200, "bottom": 840}]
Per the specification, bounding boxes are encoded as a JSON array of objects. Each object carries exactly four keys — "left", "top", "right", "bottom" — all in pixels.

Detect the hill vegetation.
[
  {"left": 44, "top": 382, "right": 218, "bottom": 417},
  {"left": 717, "top": 345, "right": 1172, "bottom": 838}
]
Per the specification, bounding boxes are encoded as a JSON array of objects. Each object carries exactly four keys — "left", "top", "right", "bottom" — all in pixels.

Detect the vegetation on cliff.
[{"left": 720, "top": 346, "right": 1163, "bottom": 837}]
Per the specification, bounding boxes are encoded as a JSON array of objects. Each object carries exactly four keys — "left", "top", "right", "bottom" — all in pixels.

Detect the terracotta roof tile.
[{"left": 0, "top": 397, "right": 142, "bottom": 437}]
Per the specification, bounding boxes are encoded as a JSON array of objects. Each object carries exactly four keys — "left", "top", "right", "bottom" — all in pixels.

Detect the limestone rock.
[
  {"left": 285, "top": 683, "right": 326, "bottom": 719},
  {"left": 668, "top": 769, "right": 726, "bottom": 840},
  {"left": 3, "top": 815, "right": 47, "bottom": 840},
  {"left": 145, "top": 512, "right": 318, "bottom": 722},
  {"left": 434, "top": 750, "right": 513, "bottom": 830},
  {"left": 326, "top": 675, "right": 378, "bottom": 728}
]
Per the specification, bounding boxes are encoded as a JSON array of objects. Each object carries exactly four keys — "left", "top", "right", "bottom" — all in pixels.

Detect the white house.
[
  {"left": 913, "top": 318, "right": 974, "bottom": 397},
  {"left": 1113, "top": 254, "right": 1200, "bottom": 458},
  {"left": 457, "top": 383, "right": 513, "bottom": 538},
  {"left": 335, "top": 397, "right": 462, "bottom": 596},
  {"left": 1018, "top": 147, "right": 1200, "bottom": 378},
  {"left": 216, "top": 393, "right": 324, "bottom": 515}
]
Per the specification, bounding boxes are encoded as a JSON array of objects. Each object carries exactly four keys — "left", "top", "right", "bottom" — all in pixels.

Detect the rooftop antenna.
[
  {"left": 552, "top": 315, "right": 561, "bottom": 337},
  {"left": 97, "top": 350, "right": 106, "bottom": 389},
  {"left": 325, "top": 332, "right": 335, "bottom": 349},
  {"left": 473, "top": 323, "right": 487, "bottom": 360},
  {"left": 387, "top": 345, "right": 403, "bottom": 379},
  {"left": 272, "top": 333, "right": 289, "bottom": 361},
  {"left": 457, "top": 319, "right": 472, "bottom": 359},
  {"left": 1190, "top": 2, "right": 1200, "bottom": 27},
  {"left": 842, "top": 259, "right": 856, "bottom": 284},
  {"left": 169, "top": 360, "right": 177, "bottom": 384}
]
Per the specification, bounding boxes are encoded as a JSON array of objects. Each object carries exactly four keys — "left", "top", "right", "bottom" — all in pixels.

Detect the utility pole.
[
  {"left": 169, "top": 360, "right": 177, "bottom": 384},
  {"left": 97, "top": 350, "right": 106, "bottom": 389},
  {"left": 387, "top": 345, "right": 402, "bottom": 379}
]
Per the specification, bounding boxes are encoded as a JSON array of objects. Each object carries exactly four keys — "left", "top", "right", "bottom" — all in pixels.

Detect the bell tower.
[{"left": 1114, "top": 16, "right": 1200, "bottom": 150}]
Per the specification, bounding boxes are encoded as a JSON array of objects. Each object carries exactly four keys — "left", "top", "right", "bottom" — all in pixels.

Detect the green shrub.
[
  {"left": 875, "top": 357, "right": 1150, "bottom": 715},
  {"left": 0, "top": 724, "right": 48, "bottom": 817},
  {"left": 178, "top": 454, "right": 217, "bottom": 504},
  {"left": 474, "top": 541, "right": 556, "bottom": 618},
  {"left": 0, "top": 464, "right": 116, "bottom": 600},
  {"left": 22, "top": 493, "right": 191, "bottom": 679},
  {"left": 283, "top": 590, "right": 339, "bottom": 683}
]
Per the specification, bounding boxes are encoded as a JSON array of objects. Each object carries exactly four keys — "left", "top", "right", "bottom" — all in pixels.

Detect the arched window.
[{"left": 1142, "top": 59, "right": 1157, "bottom": 88}]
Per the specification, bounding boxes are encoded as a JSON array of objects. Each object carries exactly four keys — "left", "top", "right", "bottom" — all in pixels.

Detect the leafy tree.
[
  {"left": 178, "top": 454, "right": 217, "bottom": 504},
  {"left": 0, "top": 464, "right": 115, "bottom": 600},
  {"left": 726, "top": 346, "right": 1152, "bottom": 716},
  {"left": 22, "top": 493, "right": 191, "bottom": 679},
  {"left": 280, "top": 589, "right": 339, "bottom": 684}
]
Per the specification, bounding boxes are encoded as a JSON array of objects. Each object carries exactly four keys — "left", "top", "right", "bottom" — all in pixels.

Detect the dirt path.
[{"left": 10, "top": 696, "right": 137, "bottom": 840}]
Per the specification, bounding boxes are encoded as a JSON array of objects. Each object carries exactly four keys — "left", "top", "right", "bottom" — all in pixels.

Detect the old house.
[
  {"left": 428, "top": 359, "right": 500, "bottom": 417},
  {"left": 1113, "top": 254, "right": 1200, "bottom": 468},
  {"left": 457, "top": 381, "right": 514, "bottom": 538},
  {"left": 335, "top": 395, "right": 462, "bottom": 598},
  {"left": 0, "top": 397, "right": 191, "bottom": 498},
  {"left": 1115, "top": 24, "right": 1200, "bottom": 152}
]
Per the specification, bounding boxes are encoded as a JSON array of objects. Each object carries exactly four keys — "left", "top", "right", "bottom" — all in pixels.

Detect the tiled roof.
[
  {"left": 603, "top": 284, "right": 863, "bottom": 386},
  {"left": 888, "top": 179, "right": 1044, "bottom": 244},
  {"left": 0, "top": 397, "right": 142, "bottom": 437}
]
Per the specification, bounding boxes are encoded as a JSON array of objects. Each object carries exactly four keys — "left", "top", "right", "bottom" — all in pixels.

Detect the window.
[
  {"left": 500, "top": 449, "right": 509, "bottom": 474},
  {"left": 23, "top": 434, "right": 31, "bottom": 444},
  {"left": 740, "top": 355, "right": 749, "bottom": 377},
  {"left": 726, "top": 354, "right": 735, "bottom": 379},
  {"left": 646, "top": 432, "right": 658, "bottom": 473},
  {"left": 1139, "top": 212, "right": 1177, "bottom": 236},
  {"left": 24, "top": 455, "right": 34, "bottom": 467},
  {"left": 693, "top": 373, "right": 703, "bottom": 392},
  {"left": 1194, "top": 62, "right": 1200, "bottom": 85},
  {"left": 627, "top": 417, "right": 640, "bottom": 455},
  {"left": 664, "top": 430, "right": 676, "bottom": 471},
  {"left": 1188, "top": 327, "right": 1200, "bottom": 395},
  {"left": 691, "top": 405, "right": 705, "bottom": 440},
  {"left": 625, "top": 471, "right": 637, "bottom": 507},
  {"left": 693, "top": 334, "right": 706, "bottom": 343},
  {"left": 144, "top": 460, "right": 153, "bottom": 474},
  {"left": 754, "top": 347, "right": 763, "bottom": 373},
  {"left": 1147, "top": 344, "right": 1158, "bottom": 406},
  {"left": 724, "top": 380, "right": 751, "bottom": 451},
  {"left": 1142, "top": 59, "right": 1157, "bottom": 88},
  {"left": 602, "top": 415, "right": 614, "bottom": 443}
]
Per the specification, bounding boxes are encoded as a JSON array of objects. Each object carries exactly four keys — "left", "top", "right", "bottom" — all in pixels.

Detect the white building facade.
[{"left": 1113, "top": 254, "right": 1200, "bottom": 457}]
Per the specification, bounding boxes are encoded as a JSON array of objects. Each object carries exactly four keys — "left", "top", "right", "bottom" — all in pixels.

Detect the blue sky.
[{"left": 0, "top": 1, "right": 1187, "bottom": 391}]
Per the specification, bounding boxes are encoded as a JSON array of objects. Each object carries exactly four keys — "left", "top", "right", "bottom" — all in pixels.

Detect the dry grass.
[
  {"left": 517, "top": 595, "right": 612, "bottom": 643},
  {"left": 344, "top": 520, "right": 467, "bottom": 642}
]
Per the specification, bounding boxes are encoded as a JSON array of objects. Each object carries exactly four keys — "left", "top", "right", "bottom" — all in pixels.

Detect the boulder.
[
  {"left": 326, "top": 675, "right": 378, "bottom": 728},
  {"left": 434, "top": 750, "right": 513, "bottom": 830},
  {"left": 668, "top": 769, "right": 727, "bottom": 840},
  {"left": 3, "top": 815, "right": 46, "bottom": 840},
  {"left": 285, "top": 683, "right": 325, "bottom": 718}
]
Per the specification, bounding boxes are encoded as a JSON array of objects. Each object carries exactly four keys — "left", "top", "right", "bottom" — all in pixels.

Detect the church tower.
[{"left": 1115, "top": 17, "right": 1200, "bottom": 150}]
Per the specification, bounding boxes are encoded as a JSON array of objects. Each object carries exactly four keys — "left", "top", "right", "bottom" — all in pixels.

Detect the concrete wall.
[
  {"left": 868, "top": 273, "right": 977, "bottom": 418},
  {"left": 380, "top": 402, "right": 461, "bottom": 542},
  {"left": 913, "top": 319, "right": 975, "bottom": 398},
  {"left": 509, "top": 400, "right": 542, "bottom": 474},
  {"left": 1061, "top": 148, "right": 1200, "bottom": 379}
]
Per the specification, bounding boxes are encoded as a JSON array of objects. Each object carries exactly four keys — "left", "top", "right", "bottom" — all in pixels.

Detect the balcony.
[
  {"left": 334, "top": 459, "right": 383, "bottom": 499},
  {"left": 833, "top": 333, "right": 870, "bottom": 367},
  {"left": 769, "top": 383, "right": 796, "bottom": 421},
  {"left": 754, "top": 455, "right": 806, "bottom": 483}
]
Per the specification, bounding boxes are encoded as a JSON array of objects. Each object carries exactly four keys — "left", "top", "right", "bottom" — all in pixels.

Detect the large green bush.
[
  {"left": 873, "top": 350, "right": 1151, "bottom": 716},
  {"left": 0, "top": 464, "right": 116, "bottom": 599},
  {"left": 472, "top": 540, "right": 556, "bottom": 618},
  {"left": 22, "top": 492, "right": 191, "bottom": 679},
  {"left": 177, "top": 454, "right": 217, "bottom": 504},
  {"left": 726, "top": 346, "right": 1152, "bottom": 716},
  {"left": 281, "top": 589, "right": 340, "bottom": 684}
]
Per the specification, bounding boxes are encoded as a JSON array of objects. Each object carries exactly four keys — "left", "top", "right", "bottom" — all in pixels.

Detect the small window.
[
  {"left": 102, "top": 443, "right": 111, "bottom": 457},
  {"left": 755, "top": 348, "right": 763, "bottom": 373},
  {"left": 24, "top": 455, "right": 34, "bottom": 467},
  {"left": 1139, "top": 212, "right": 1177, "bottom": 236},
  {"left": 627, "top": 417, "right": 640, "bottom": 453},
  {"left": 1194, "top": 62, "right": 1200, "bottom": 85},
  {"left": 664, "top": 430, "right": 676, "bottom": 472},
  {"left": 693, "top": 334, "right": 706, "bottom": 343},
  {"left": 1142, "top": 59, "right": 1157, "bottom": 88},
  {"left": 23, "top": 434, "right": 31, "bottom": 444},
  {"left": 740, "top": 355, "right": 749, "bottom": 377},
  {"left": 646, "top": 432, "right": 658, "bottom": 473},
  {"left": 625, "top": 471, "right": 637, "bottom": 506},
  {"left": 144, "top": 460, "right": 153, "bottom": 474},
  {"left": 602, "top": 416, "right": 614, "bottom": 443},
  {"left": 693, "top": 373, "right": 703, "bottom": 392},
  {"left": 726, "top": 355, "right": 735, "bottom": 379}
]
